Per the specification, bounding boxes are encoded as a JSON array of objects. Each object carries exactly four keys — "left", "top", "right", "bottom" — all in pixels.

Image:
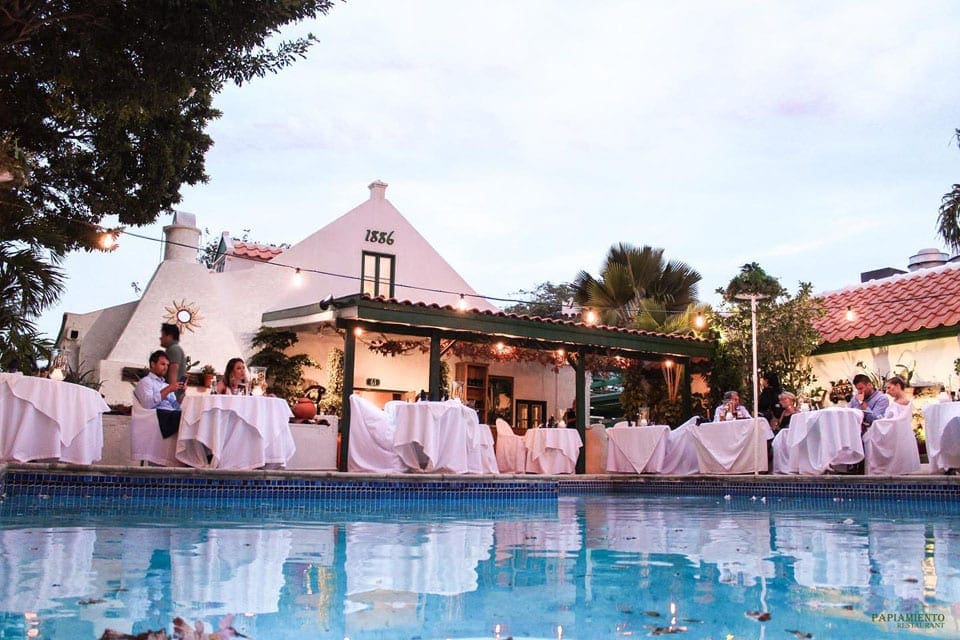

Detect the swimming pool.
[{"left": 0, "top": 471, "right": 958, "bottom": 639}]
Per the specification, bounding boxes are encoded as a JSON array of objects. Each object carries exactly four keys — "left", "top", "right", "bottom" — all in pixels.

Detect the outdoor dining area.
[{"left": 2, "top": 365, "right": 958, "bottom": 476}]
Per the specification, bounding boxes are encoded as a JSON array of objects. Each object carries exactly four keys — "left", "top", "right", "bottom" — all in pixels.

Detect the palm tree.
[
  {"left": 938, "top": 129, "right": 960, "bottom": 251},
  {"left": 573, "top": 243, "right": 701, "bottom": 328}
]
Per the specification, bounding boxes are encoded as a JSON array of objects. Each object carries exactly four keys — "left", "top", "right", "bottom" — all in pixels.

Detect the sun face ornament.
[{"left": 164, "top": 299, "right": 203, "bottom": 333}]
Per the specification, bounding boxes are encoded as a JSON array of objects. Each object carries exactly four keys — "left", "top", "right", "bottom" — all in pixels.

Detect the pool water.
[{"left": 0, "top": 494, "right": 958, "bottom": 639}]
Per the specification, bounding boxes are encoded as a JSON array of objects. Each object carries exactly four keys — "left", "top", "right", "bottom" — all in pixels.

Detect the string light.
[
  {"left": 584, "top": 309, "right": 598, "bottom": 325},
  {"left": 353, "top": 327, "right": 363, "bottom": 337},
  {"left": 845, "top": 306, "right": 856, "bottom": 321},
  {"left": 457, "top": 293, "right": 468, "bottom": 311},
  {"left": 694, "top": 312, "right": 705, "bottom": 329},
  {"left": 293, "top": 267, "right": 303, "bottom": 287}
]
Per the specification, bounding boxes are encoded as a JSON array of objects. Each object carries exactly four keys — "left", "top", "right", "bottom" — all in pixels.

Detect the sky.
[{"left": 37, "top": 0, "right": 960, "bottom": 339}]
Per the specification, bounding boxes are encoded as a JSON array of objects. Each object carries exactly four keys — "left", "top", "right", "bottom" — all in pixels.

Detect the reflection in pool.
[{"left": 0, "top": 495, "right": 958, "bottom": 638}]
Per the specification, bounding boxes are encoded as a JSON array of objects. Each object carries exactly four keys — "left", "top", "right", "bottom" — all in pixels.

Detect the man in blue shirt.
[
  {"left": 134, "top": 350, "right": 184, "bottom": 437},
  {"left": 849, "top": 373, "right": 889, "bottom": 430}
]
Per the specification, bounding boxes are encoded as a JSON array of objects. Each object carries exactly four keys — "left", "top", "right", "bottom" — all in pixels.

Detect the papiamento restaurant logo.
[{"left": 871, "top": 612, "right": 946, "bottom": 630}]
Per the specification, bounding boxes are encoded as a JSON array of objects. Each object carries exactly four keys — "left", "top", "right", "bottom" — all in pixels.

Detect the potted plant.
[{"left": 200, "top": 364, "right": 216, "bottom": 388}]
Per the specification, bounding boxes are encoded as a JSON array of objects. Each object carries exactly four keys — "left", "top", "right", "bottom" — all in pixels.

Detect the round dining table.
[{"left": 0, "top": 372, "right": 108, "bottom": 464}]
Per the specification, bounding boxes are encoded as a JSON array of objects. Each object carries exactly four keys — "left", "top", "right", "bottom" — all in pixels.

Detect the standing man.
[
  {"left": 849, "top": 373, "right": 889, "bottom": 430},
  {"left": 160, "top": 323, "right": 186, "bottom": 402}
]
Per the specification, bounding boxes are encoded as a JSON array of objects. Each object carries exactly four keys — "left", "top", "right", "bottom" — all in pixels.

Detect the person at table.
[
  {"left": 758, "top": 372, "right": 783, "bottom": 422},
  {"left": 216, "top": 357, "right": 248, "bottom": 395},
  {"left": 160, "top": 323, "right": 187, "bottom": 401},
  {"left": 774, "top": 391, "right": 799, "bottom": 430},
  {"left": 849, "top": 373, "right": 889, "bottom": 429},
  {"left": 563, "top": 405, "right": 577, "bottom": 428},
  {"left": 713, "top": 391, "right": 751, "bottom": 422},
  {"left": 883, "top": 376, "right": 912, "bottom": 419},
  {"left": 133, "top": 350, "right": 184, "bottom": 438}
]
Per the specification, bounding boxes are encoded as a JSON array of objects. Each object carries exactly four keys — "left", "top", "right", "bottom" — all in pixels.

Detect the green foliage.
[
  {"left": 503, "top": 282, "right": 576, "bottom": 317},
  {"left": 320, "top": 348, "right": 344, "bottom": 417},
  {"left": 712, "top": 268, "right": 824, "bottom": 405},
  {"left": 620, "top": 362, "right": 684, "bottom": 427},
  {"left": 717, "top": 262, "right": 786, "bottom": 301},
  {"left": 247, "top": 326, "right": 317, "bottom": 403},
  {"left": 573, "top": 243, "right": 701, "bottom": 328}
]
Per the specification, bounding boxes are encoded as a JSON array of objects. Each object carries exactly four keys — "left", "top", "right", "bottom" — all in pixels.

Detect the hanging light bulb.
[
  {"left": 457, "top": 294, "right": 468, "bottom": 311},
  {"left": 293, "top": 267, "right": 303, "bottom": 287},
  {"left": 584, "top": 309, "right": 598, "bottom": 325},
  {"left": 845, "top": 306, "right": 856, "bottom": 322},
  {"left": 353, "top": 326, "right": 363, "bottom": 337},
  {"left": 98, "top": 228, "right": 119, "bottom": 251},
  {"left": 694, "top": 312, "right": 705, "bottom": 329}
]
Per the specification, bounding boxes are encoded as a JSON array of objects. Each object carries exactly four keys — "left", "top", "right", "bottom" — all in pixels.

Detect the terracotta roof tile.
[
  {"left": 231, "top": 240, "right": 284, "bottom": 262},
  {"left": 815, "top": 262, "right": 960, "bottom": 344},
  {"left": 359, "top": 294, "right": 711, "bottom": 344}
]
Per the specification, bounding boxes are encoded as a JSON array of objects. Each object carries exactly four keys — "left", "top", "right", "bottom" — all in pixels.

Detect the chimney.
[
  {"left": 907, "top": 248, "right": 948, "bottom": 271},
  {"left": 162, "top": 210, "right": 201, "bottom": 262},
  {"left": 368, "top": 180, "right": 388, "bottom": 200}
]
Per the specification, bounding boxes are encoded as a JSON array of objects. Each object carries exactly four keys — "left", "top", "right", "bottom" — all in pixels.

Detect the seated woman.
[
  {"left": 775, "top": 391, "right": 799, "bottom": 430},
  {"left": 883, "top": 376, "right": 912, "bottom": 419},
  {"left": 217, "top": 357, "right": 247, "bottom": 395}
]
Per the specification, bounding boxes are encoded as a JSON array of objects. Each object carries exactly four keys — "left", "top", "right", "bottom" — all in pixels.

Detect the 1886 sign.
[{"left": 364, "top": 229, "right": 394, "bottom": 245}]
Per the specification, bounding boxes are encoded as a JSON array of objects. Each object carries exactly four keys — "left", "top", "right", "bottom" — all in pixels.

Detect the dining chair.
[
  {"left": 346, "top": 394, "right": 406, "bottom": 473},
  {"left": 584, "top": 423, "right": 608, "bottom": 473},
  {"left": 863, "top": 413, "right": 920, "bottom": 475},
  {"left": 129, "top": 399, "right": 183, "bottom": 467},
  {"left": 494, "top": 418, "right": 526, "bottom": 473}
]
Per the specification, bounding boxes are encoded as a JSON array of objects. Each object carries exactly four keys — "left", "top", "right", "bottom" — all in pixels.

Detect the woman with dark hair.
[
  {"left": 217, "top": 358, "right": 247, "bottom": 395},
  {"left": 758, "top": 371, "right": 783, "bottom": 422}
]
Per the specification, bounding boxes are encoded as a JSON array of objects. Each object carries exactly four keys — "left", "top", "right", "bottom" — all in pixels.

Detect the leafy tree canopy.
[
  {"left": 503, "top": 281, "right": 575, "bottom": 317},
  {"left": 717, "top": 262, "right": 786, "bottom": 302},
  {"left": 711, "top": 264, "right": 824, "bottom": 407},
  {"left": 2, "top": 0, "right": 336, "bottom": 249}
]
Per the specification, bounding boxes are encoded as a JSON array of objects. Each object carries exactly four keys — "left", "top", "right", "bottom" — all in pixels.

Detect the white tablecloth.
[
  {"left": 524, "top": 428, "right": 583, "bottom": 474},
  {"left": 176, "top": 395, "right": 295, "bottom": 469},
  {"left": 690, "top": 418, "right": 773, "bottom": 474},
  {"left": 389, "top": 401, "right": 498, "bottom": 473},
  {"left": 171, "top": 528, "right": 291, "bottom": 617},
  {"left": 0, "top": 372, "right": 108, "bottom": 464},
  {"left": 923, "top": 402, "right": 960, "bottom": 473},
  {"left": 772, "top": 408, "right": 864, "bottom": 474},
  {"left": 606, "top": 425, "right": 669, "bottom": 473}
]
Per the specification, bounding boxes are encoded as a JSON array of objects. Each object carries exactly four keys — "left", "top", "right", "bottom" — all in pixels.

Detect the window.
[
  {"left": 515, "top": 400, "right": 547, "bottom": 431},
  {"left": 361, "top": 251, "right": 395, "bottom": 298}
]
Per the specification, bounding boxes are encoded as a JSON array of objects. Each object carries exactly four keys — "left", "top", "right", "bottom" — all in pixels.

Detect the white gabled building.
[{"left": 56, "top": 181, "right": 579, "bottom": 421}]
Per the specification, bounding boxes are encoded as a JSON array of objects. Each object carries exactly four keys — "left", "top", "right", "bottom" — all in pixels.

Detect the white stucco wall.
[{"left": 808, "top": 333, "right": 960, "bottom": 405}]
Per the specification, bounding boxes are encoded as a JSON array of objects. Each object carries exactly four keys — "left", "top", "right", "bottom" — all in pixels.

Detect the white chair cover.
[
  {"left": 584, "top": 424, "right": 608, "bottom": 473},
  {"left": 690, "top": 418, "right": 772, "bottom": 474},
  {"left": 660, "top": 417, "right": 700, "bottom": 475},
  {"left": 938, "top": 417, "right": 960, "bottom": 472},
  {"left": 495, "top": 418, "right": 526, "bottom": 473},
  {"left": 605, "top": 425, "right": 669, "bottom": 473},
  {"left": 923, "top": 402, "right": 960, "bottom": 473},
  {"left": 347, "top": 394, "right": 406, "bottom": 473},
  {"left": 863, "top": 412, "right": 920, "bottom": 475},
  {"left": 130, "top": 399, "right": 183, "bottom": 467}
]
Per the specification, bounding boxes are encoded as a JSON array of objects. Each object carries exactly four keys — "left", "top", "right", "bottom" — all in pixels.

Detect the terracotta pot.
[{"left": 292, "top": 398, "right": 317, "bottom": 420}]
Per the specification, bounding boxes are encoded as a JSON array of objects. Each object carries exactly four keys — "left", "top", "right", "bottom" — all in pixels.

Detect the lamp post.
[{"left": 734, "top": 293, "right": 768, "bottom": 475}]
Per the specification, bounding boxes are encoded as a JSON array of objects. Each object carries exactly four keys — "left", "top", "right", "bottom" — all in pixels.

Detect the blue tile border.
[
  {"left": 1, "top": 465, "right": 957, "bottom": 507},
  {"left": 559, "top": 475, "right": 960, "bottom": 499}
]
